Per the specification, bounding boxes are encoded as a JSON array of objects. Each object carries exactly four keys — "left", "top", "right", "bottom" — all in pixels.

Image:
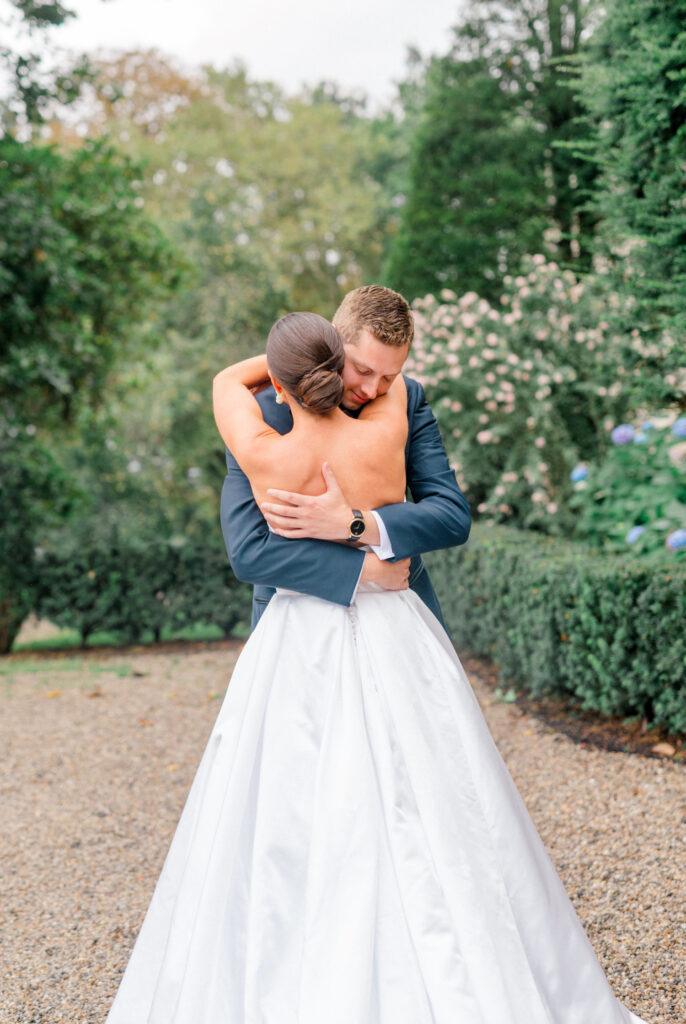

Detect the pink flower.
[
  {"left": 477, "top": 430, "right": 493, "bottom": 444},
  {"left": 546, "top": 502, "right": 558, "bottom": 514},
  {"left": 534, "top": 437, "right": 546, "bottom": 448},
  {"left": 468, "top": 355, "right": 480, "bottom": 368}
]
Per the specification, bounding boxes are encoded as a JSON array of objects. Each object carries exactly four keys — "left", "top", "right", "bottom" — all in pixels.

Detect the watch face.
[{"left": 350, "top": 518, "right": 366, "bottom": 537}]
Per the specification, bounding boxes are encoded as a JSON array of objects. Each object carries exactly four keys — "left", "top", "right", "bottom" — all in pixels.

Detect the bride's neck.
[{"left": 287, "top": 400, "right": 345, "bottom": 432}]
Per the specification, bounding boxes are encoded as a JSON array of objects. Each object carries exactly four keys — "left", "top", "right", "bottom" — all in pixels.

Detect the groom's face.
[{"left": 340, "top": 329, "right": 410, "bottom": 411}]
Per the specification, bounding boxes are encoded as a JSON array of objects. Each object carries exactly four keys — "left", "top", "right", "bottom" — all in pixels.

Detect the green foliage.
[
  {"left": 0, "top": 135, "right": 177, "bottom": 426},
  {"left": 82, "top": 57, "right": 392, "bottom": 318},
  {"left": 0, "top": 0, "right": 95, "bottom": 131},
  {"left": 405, "top": 258, "right": 682, "bottom": 531},
  {"left": 573, "top": 0, "right": 686, "bottom": 335},
  {"left": 0, "top": 426, "right": 75, "bottom": 652},
  {"left": 385, "top": 55, "right": 547, "bottom": 301},
  {"left": 427, "top": 525, "right": 686, "bottom": 734},
  {"left": 386, "top": 0, "right": 601, "bottom": 296},
  {"left": 36, "top": 527, "right": 251, "bottom": 645},
  {"left": 0, "top": 133, "right": 178, "bottom": 649},
  {"left": 570, "top": 420, "right": 686, "bottom": 554}
]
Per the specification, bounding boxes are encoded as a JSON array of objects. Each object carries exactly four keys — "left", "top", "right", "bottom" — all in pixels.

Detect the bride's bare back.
[{"left": 214, "top": 356, "right": 408, "bottom": 511}]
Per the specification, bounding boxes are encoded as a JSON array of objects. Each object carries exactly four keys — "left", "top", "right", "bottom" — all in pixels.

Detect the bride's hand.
[{"left": 360, "top": 553, "right": 410, "bottom": 591}]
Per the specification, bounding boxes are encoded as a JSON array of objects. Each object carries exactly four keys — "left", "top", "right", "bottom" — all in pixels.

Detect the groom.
[{"left": 218, "top": 284, "right": 470, "bottom": 631}]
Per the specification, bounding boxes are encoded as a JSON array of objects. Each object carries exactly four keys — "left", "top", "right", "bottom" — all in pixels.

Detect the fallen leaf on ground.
[
  {"left": 651, "top": 742, "right": 675, "bottom": 757},
  {"left": 45, "top": 690, "right": 61, "bottom": 698}
]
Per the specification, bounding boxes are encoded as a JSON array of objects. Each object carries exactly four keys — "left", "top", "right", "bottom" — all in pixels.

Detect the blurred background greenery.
[{"left": 1, "top": 0, "right": 684, "bottom": 728}]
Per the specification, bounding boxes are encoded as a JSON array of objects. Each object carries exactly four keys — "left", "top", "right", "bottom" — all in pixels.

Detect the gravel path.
[{"left": 1, "top": 641, "right": 684, "bottom": 1024}]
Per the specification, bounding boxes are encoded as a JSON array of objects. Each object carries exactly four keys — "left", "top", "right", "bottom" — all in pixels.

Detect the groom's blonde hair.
[{"left": 333, "top": 285, "right": 414, "bottom": 348}]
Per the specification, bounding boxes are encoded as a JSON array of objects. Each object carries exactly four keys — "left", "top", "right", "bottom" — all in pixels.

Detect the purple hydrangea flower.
[
  {"left": 671, "top": 418, "right": 686, "bottom": 438},
  {"left": 666, "top": 528, "right": 686, "bottom": 551},
  {"left": 611, "top": 424, "right": 635, "bottom": 445},
  {"left": 570, "top": 464, "right": 588, "bottom": 482},
  {"left": 626, "top": 526, "right": 645, "bottom": 545}
]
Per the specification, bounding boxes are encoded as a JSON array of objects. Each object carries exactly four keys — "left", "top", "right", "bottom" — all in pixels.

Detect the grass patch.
[
  {"left": 13, "top": 621, "right": 230, "bottom": 653},
  {"left": 0, "top": 658, "right": 85, "bottom": 676}
]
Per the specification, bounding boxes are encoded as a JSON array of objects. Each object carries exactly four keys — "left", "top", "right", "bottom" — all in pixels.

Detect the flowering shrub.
[
  {"left": 570, "top": 418, "right": 686, "bottom": 555},
  {"left": 406, "top": 256, "right": 683, "bottom": 533}
]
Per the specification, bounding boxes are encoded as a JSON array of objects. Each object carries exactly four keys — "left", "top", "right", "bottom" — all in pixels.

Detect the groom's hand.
[
  {"left": 261, "top": 462, "right": 381, "bottom": 544},
  {"left": 360, "top": 553, "right": 410, "bottom": 590}
]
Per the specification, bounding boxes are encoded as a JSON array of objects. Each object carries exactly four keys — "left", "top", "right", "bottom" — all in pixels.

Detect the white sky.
[{"left": 10, "top": 0, "right": 466, "bottom": 107}]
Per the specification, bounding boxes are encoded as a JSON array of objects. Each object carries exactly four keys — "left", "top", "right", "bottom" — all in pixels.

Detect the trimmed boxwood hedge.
[
  {"left": 34, "top": 528, "right": 252, "bottom": 647},
  {"left": 426, "top": 526, "right": 686, "bottom": 735}
]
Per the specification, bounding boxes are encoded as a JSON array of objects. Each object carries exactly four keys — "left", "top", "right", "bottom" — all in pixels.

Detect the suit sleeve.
[
  {"left": 373, "top": 378, "right": 471, "bottom": 560},
  {"left": 220, "top": 447, "right": 365, "bottom": 606}
]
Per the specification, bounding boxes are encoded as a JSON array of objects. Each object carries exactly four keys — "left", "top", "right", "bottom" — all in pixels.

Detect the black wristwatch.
[{"left": 346, "top": 509, "right": 366, "bottom": 542}]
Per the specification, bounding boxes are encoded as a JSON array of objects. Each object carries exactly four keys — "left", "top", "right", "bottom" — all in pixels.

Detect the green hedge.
[
  {"left": 426, "top": 526, "right": 686, "bottom": 735},
  {"left": 34, "top": 528, "right": 252, "bottom": 647}
]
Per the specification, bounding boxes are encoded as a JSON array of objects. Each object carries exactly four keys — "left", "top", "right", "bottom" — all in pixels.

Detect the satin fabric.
[{"left": 106, "top": 587, "right": 647, "bottom": 1024}]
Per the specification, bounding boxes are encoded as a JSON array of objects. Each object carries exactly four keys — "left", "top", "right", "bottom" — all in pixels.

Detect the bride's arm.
[{"left": 213, "top": 355, "right": 278, "bottom": 464}]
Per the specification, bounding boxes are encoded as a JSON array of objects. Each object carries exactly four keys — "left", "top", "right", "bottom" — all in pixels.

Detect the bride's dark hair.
[{"left": 267, "top": 312, "right": 345, "bottom": 414}]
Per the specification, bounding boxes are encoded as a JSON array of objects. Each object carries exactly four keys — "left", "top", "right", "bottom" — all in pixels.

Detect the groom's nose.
[{"left": 359, "top": 378, "right": 380, "bottom": 399}]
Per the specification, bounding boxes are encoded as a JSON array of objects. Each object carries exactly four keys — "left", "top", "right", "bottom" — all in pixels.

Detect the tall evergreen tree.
[
  {"left": 385, "top": 55, "right": 547, "bottom": 301},
  {"left": 575, "top": 0, "right": 686, "bottom": 337},
  {"left": 385, "top": 1, "right": 601, "bottom": 299}
]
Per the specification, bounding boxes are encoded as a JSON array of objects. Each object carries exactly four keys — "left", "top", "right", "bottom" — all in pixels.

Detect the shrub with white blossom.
[{"left": 406, "top": 256, "right": 683, "bottom": 533}]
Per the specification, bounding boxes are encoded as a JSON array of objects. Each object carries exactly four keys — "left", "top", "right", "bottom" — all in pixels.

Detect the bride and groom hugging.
[
  {"left": 217, "top": 284, "right": 471, "bottom": 630},
  {"left": 105, "top": 284, "right": 648, "bottom": 1023}
]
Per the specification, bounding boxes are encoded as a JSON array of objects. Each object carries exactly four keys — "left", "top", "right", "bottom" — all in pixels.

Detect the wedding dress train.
[{"left": 106, "top": 585, "right": 647, "bottom": 1024}]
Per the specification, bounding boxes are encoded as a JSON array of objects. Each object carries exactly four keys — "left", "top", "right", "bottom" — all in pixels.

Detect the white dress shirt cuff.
[
  {"left": 349, "top": 513, "right": 395, "bottom": 603},
  {"left": 368, "top": 511, "right": 395, "bottom": 561}
]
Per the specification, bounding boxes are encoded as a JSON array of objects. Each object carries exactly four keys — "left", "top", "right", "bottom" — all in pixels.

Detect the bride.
[{"left": 106, "top": 312, "right": 647, "bottom": 1024}]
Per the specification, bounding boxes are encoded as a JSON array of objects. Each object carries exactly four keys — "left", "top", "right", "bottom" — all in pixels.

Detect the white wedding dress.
[{"left": 107, "top": 585, "right": 647, "bottom": 1024}]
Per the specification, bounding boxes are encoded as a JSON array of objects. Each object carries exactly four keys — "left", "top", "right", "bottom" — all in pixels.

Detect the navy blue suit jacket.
[{"left": 220, "top": 376, "right": 470, "bottom": 630}]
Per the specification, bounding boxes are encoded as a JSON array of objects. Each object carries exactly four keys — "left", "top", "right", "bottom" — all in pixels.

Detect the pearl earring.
[{"left": 275, "top": 391, "right": 284, "bottom": 405}]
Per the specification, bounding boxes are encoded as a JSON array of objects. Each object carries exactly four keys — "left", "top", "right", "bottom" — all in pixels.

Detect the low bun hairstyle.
[{"left": 267, "top": 312, "right": 345, "bottom": 415}]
